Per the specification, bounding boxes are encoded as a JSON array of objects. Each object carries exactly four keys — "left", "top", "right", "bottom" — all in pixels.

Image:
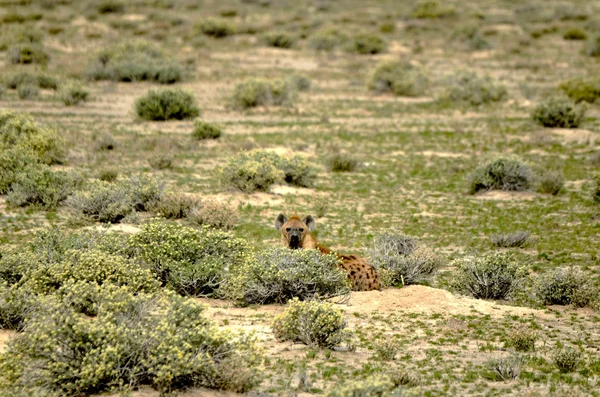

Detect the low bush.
[
  {"left": 96, "top": 0, "right": 125, "bottom": 13},
  {"left": 444, "top": 71, "right": 508, "bottom": 106},
  {"left": 60, "top": 81, "right": 89, "bottom": 106},
  {"left": 368, "top": 60, "right": 428, "bottom": 97},
  {"left": 151, "top": 192, "right": 201, "bottom": 219},
  {"left": 262, "top": 31, "right": 296, "bottom": 48},
  {"left": 326, "top": 153, "right": 360, "bottom": 172},
  {"left": 309, "top": 27, "right": 348, "bottom": 51},
  {"left": 0, "top": 282, "right": 36, "bottom": 331},
  {"left": 534, "top": 267, "right": 596, "bottom": 306},
  {"left": 192, "top": 120, "right": 222, "bottom": 140},
  {"left": 325, "top": 376, "right": 395, "bottom": 397},
  {"left": 373, "top": 339, "right": 399, "bottom": 361},
  {"left": 451, "top": 253, "right": 525, "bottom": 300},
  {"left": 135, "top": 88, "right": 200, "bottom": 121},
  {"left": 532, "top": 97, "right": 585, "bottom": 128},
  {"left": 559, "top": 78, "right": 600, "bottom": 103},
  {"left": 8, "top": 42, "right": 49, "bottom": 65},
  {"left": 4, "top": 71, "right": 59, "bottom": 90},
  {"left": 468, "top": 156, "right": 534, "bottom": 194},
  {"left": 452, "top": 26, "right": 491, "bottom": 51},
  {"left": 0, "top": 25, "right": 43, "bottom": 51},
  {"left": 586, "top": 34, "right": 600, "bottom": 57},
  {"left": 553, "top": 346, "right": 581, "bottom": 373},
  {"left": 536, "top": 169, "right": 564, "bottom": 195},
  {"left": 6, "top": 166, "right": 81, "bottom": 209},
  {"left": 411, "top": 0, "right": 456, "bottom": 19},
  {"left": 94, "top": 133, "right": 116, "bottom": 151},
  {"left": 147, "top": 151, "right": 174, "bottom": 170},
  {"left": 287, "top": 73, "right": 311, "bottom": 91},
  {"left": 593, "top": 174, "right": 600, "bottom": 204},
  {"left": 346, "top": 31, "right": 386, "bottom": 54},
  {"left": 187, "top": 201, "right": 239, "bottom": 230},
  {"left": 563, "top": 28, "right": 587, "bottom": 40},
  {"left": 230, "top": 78, "right": 295, "bottom": 109},
  {"left": 482, "top": 355, "right": 523, "bottom": 381},
  {"left": 0, "top": 288, "right": 262, "bottom": 395},
  {"left": 198, "top": 18, "right": 236, "bottom": 38},
  {"left": 221, "top": 247, "right": 350, "bottom": 305},
  {"left": 16, "top": 84, "right": 38, "bottom": 100},
  {"left": 272, "top": 297, "right": 350, "bottom": 348},
  {"left": 98, "top": 168, "right": 118, "bottom": 182},
  {"left": 128, "top": 222, "right": 250, "bottom": 297},
  {"left": 217, "top": 150, "right": 317, "bottom": 192},
  {"left": 490, "top": 231, "right": 530, "bottom": 248},
  {"left": 506, "top": 326, "right": 537, "bottom": 352},
  {"left": 87, "top": 41, "right": 182, "bottom": 84}
]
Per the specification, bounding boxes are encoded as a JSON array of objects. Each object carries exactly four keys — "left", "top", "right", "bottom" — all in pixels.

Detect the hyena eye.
[
  {"left": 299, "top": 228, "right": 304, "bottom": 232},
  {"left": 286, "top": 227, "right": 291, "bottom": 232}
]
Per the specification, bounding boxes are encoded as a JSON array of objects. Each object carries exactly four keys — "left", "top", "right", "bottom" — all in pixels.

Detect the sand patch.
[
  {"left": 0, "top": 330, "right": 17, "bottom": 353},
  {"left": 271, "top": 185, "right": 315, "bottom": 196},
  {"left": 472, "top": 190, "right": 537, "bottom": 201},
  {"left": 418, "top": 150, "right": 468, "bottom": 158},
  {"left": 549, "top": 128, "right": 597, "bottom": 145}
]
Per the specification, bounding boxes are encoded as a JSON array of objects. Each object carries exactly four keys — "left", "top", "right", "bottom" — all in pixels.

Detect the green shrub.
[
  {"left": 59, "top": 81, "right": 89, "bottom": 106},
  {"left": 593, "top": 174, "right": 600, "bottom": 204},
  {"left": 0, "top": 281, "right": 36, "bottom": 331},
  {"left": 451, "top": 253, "right": 525, "bottom": 300},
  {"left": 6, "top": 167, "right": 81, "bottom": 209},
  {"left": 16, "top": 84, "right": 38, "bottom": 100},
  {"left": 534, "top": 267, "right": 595, "bottom": 306},
  {"left": 4, "top": 71, "right": 58, "bottom": 90},
  {"left": 135, "top": 88, "right": 200, "bottom": 121},
  {"left": 380, "top": 21, "right": 395, "bottom": 34},
  {"left": 468, "top": 156, "right": 534, "bottom": 194},
  {"left": 88, "top": 41, "right": 182, "bottom": 84},
  {"left": 98, "top": 168, "right": 118, "bottom": 182},
  {"left": 221, "top": 247, "right": 350, "bottom": 305},
  {"left": 287, "top": 73, "right": 311, "bottom": 91},
  {"left": 198, "top": 18, "right": 236, "bottom": 38},
  {"left": 490, "top": 231, "right": 530, "bottom": 248},
  {"left": 553, "top": 346, "right": 581, "bottom": 373},
  {"left": 369, "top": 240, "right": 441, "bottom": 286},
  {"left": 147, "top": 150, "right": 174, "bottom": 169},
  {"left": 309, "top": 27, "right": 348, "bottom": 51},
  {"left": 532, "top": 97, "right": 585, "bottom": 128},
  {"left": 326, "top": 153, "right": 360, "bottom": 172},
  {"left": 373, "top": 339, "right": 399, "bottom": 361},
  {"left": 536, "top": 169, "right": 564, "bottom": 195},
  {"left": 325, "top": 376, "right": 395, "bottom": 397},
  {"left": 280, "top": 155, "right": 318, "bottom": 188},
  {"left": 452, "top": 26, "right": 491, "bottom": 51},
  {"left": 411, "top": 0, "right": 456, "bottom": 19},
  {"left": 8, "top": 42, "right": 48, "bottom": 65},
  {"left": 151, "top": 192, "right": 201, "bottom": 219},
  {"left": 272, "top": 297, "right": 350, "bottom": 348},
  {"left": 346, "top": 31, "right": 386, "bottom": 54},
  {"left": 0, "top": 288, "right": 261, "bottom": 395},
  {"left": 585, "top": 34, "right": 600, "bottom": 57},
  {"left": 230, "top": 77, "right": 295, "bottom": 109},
  {"left": 368, "top": 60, "right": 428, "bottom": 97},
  {"left": 482, "top": 355, "right": 523, "bottom": 381},
  {"left": 262, "top": 31, "right": 296, "bottom": 48},
  {"left": 128, "top": 222, "right": 250, "bottom": 297},
  {"left": 0, "top": 25, "right": 43, "bottom": 51},
  {"left": 444, "top": 71, "right": 508, "bottom": 106},
  {"left": 563, "top": 28, "right": 587, "bottom": 40},
  {"left": 192, "top": 120, "right": 222, "bottom": 140},
  {"left": 94, "top": 132, "right": 116, "bottom": 151},
  {"left": 506, "top": 327, "right": 537, "bottom": 352},
  {"left": 187, "top": 200, "right": 239, "bottom": 230},
  {"left": 559, "top": 78, "right": 600, "bottom": 103},
  {"left": 96, "top": 0, "right": 125, "bottom": 13}
]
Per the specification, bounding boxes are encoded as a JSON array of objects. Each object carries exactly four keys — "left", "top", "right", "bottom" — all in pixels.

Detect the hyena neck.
[{"left": 301, "top": 233, "right": 318, "bottom": 249}]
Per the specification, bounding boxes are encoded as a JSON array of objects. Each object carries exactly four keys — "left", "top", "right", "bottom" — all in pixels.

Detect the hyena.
[{"left": 275, "top": 214, "right": 381, "bottom": 291}]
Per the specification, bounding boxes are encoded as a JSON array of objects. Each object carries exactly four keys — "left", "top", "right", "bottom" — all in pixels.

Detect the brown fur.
[{"left": 275, "top": 214, "right": 381, "bottom": 292}]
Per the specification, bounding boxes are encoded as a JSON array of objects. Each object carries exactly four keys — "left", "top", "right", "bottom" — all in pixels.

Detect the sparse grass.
[
  {"left": 135, "top": 88, "right": 200, "bottom": 121},
  {"left": 532, "top": 97, "right": 586, "bottom": 128},
  {"left": 483, "top": 355, "right": 524, "bottom": 380},
  {"left": 8, "top": 42, "right": 48, "bottom": 65},
  {"left": 585, "top": 34, "right": 600, "bottom": 56}
]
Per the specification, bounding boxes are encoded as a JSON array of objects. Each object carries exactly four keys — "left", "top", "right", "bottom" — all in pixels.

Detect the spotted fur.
[{"left": 275, "top": 214, "right": 381, "bottom": 291}]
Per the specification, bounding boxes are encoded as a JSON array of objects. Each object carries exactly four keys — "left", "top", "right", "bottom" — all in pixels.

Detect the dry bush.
[
  {"left": 468, "top": 156, "right": 534, "bottom": 194},
  {"left": 532, "top": 97, "right": 585, "bottom": 128},
  {"left": 188, "top": 201, "right": 238, "bottom": 230},
  {"left": 489, "top": 231, "right": 530, "bottom": 248}
]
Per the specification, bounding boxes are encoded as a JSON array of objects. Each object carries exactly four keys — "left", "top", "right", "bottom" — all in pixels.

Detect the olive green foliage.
[
  {"left": 0, "top": 288, "right": 261, "bottom": 395},
  {"left": 16, "top": 84, "right": 38, "bottom": 100},
  {"left": 536, "top": 169, "right": 564, "bottom": 195},
  {"left": 88, "top": 41, "right": 182, "bottom": 84},
  {"left": 192, "top": 120, "right": 222, "bottom": 140},
  {"left": 0, "top": 111, "right": 66, "bottom": 194},
  {"left": 368, "top": 234, "right": 440, "bottom": 286},
  {"left": 483, "top": 355, "right": 523, "bottom": 381},
  {"left": 151, "top": 192, "right": 202, "bottom": 219},
  {"left": 187, "top": 200, "right": 239, "bottom": 230},
  {"left": 262, "top": 31, "right": 296, "bottom": 48},
  {"left": 309, "top": 27, "right": 348, "bottom": 51},
  {"left": 563, "top": 28, "right": 587, "bottom": 40},
  {"left": 272, "top": 298, "right": 350, "bottom": 348},
  {"left": 506, "top": 327, "right": 537, "bottom": 352},
  {"left": 287, "top": 73, "right": 311, "bottom": 91},
  {"left": 553, "top": 346, "right": 581, "bottom": 373},
  {"left": 444, "top": 71, "right": 508, "bottom": 106},
  {"left": 368, "top": 60, "right": 428, "bottom": 97},
  {"left": 452, "top": 26, "right": 490, "bottom": 50},
  {"left": 559, "top": 78, "right": 600, "bottom": 103},
  {"left": 4, "top": 71, "right": 58, "bottom": 90},
  {"left": 585, "top": 34, "right": 600, "bottom": 56},
  {"left": 0, "top": 25, "right": 43, "bottom": 51},
  {"left": 96, "top": 0, "right": 125, "bottom": 13},
  {"left": 8, "top": 42, "right": 48, "bottom": 65},
  {"left": 135, "top": 88, "right": 200, "bottom": 121},
  {"left": 98, "top": 168, "right": 118, "bottom": 182},
  {"left": 373, "top": 339, "right": 400, "bottom": 361},
  {"left": 222, "top": 247, "right": 350, "bottom": 305},
  {"left": 451, "top": 253, "right": 526, "bottom": 300},
  {"left": 6, "top": 166, "right": 81, "bottom": 209},
  {"left": 217, "top": 150, "right": 317, "bottom": 192},
  {"left": 128, "top": 222, "right": 250, "bottom": 296},
  {"left": 593, "top": 174, "right": 600, "bottom": 204},
  {"left": 532, "top": 97, "right": 586, "bottom": 128},
  {"left": 468, "top": 157, "right": 534, "bottom": 194},
  {"left": 66, "top": 175, "right": 164, "bottom": 223},
  {"left": 325, "top": 376, "right": 395, "bottom": 397},
  {"left": 346, "top": 31, "right": 386, "bottom": 54},
  {"left": 534, "top": 267, "right": 598, "bottom": 307},
  {"left": 411, "top": 0, "right": 456, "bottom": 19},
  {"left": 60, "top": 81, "right": 89, "bottom": 106},
  {"left": 230, "top": 77, "right": 296, "bottom": 109},
  {"left": 198, "top": 18, "right": 236, "bottom": 38},
  {"left": 147, "top": 151, "right": 174, "bottom": 170},
  {"left": 326, "top": 153, "right": 359, "bottom": 172},
  {"left": 490, "top": 231, "right": 530, "bottom": 248}
]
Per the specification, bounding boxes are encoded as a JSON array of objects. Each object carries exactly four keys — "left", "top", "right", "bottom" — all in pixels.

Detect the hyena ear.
[
  {"left": 302, "top": 215, "right": 316, "bottom": 232},
  {"left": 275, "top": 214, "right": 288, "bottom": 230}
]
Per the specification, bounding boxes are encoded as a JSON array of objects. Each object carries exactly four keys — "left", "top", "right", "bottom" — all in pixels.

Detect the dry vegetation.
[{"left": 0, "top": 0, "right": 600, "bottom": 396}]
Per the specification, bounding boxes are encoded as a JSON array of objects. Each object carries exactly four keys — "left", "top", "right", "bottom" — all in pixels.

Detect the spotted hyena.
[{"left": 275, "top": 214, "right": 381, "bottom": 291}]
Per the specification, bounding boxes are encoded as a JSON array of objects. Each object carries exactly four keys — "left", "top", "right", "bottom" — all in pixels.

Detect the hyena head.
[{"left": 275, "top": 214, "right": 316, "bottom": 249}]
